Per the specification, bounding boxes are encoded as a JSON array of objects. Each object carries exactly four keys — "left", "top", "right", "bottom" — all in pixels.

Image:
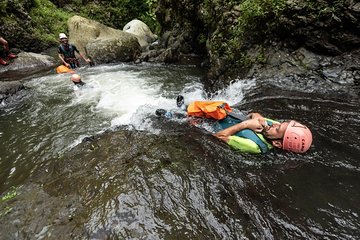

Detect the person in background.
[
  {"left": 0, "top": 37, "right": 18, "bottom": 65},
  {"left": 71, "top": 73, "right": 86, "bottom": 90},
  {"left": 58, "top": 33, "right": 91, "bottom": 69}
]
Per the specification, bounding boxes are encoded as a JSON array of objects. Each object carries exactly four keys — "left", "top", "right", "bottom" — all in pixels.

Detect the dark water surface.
[{"left": 0, "top": 63, "right": 359, "bottom": 239}]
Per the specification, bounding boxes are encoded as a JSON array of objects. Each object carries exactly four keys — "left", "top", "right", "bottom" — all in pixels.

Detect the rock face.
[
  {"left": 0, "top": 52, "right": 57, "bottom": 80},
  {"left": 86, "top": 37, "right": 141, "bottom": 63},
  {"left": 123, "top": 19, "right": 158, "bottom": 49},
  {"left": 154, "top": 0, "right": 360, "bottom": 90},
  {"left": 67, "top": 16, "right": 141, "bottom": 64}
]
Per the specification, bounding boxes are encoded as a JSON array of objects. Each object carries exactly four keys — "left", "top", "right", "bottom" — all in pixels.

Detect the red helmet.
[
  {"left": 71, "top": 74, "right": 81, "bottom": 83},
  {"left": 283, "top": 120, "right": 313, "bottom": 153}
]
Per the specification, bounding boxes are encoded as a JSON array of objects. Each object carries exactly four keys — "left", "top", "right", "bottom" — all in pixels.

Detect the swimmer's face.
[
  {"left": 262, "top": 122, "right": 289, "bottom": 140},
  {"left": 60, "top": 38, "right": 68, "bottom": 44}
]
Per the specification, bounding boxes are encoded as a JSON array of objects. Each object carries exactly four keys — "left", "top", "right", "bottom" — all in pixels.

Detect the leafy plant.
[
  {"left": 30, "top": 0, "right": 72, "bottom": 44},
  {"left": 0, "top": 188, "right": 17, "bottom": 203},
  {"left": 0, "top": 187, "right": 18, "bottom": 217}
]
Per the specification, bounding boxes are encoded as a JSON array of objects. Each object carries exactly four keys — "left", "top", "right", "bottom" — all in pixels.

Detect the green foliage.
[
  {"left": 198, "top": 0, "right": 288, "bottom": 80},
  {"left": 307, "top": 0, "right": 346, "bottom": 20},
  {"left": 0, "top": 187, "right": 17, "bottom": 217},
  {"left": 76, "top": 0, "right": 158, "bottom": 33},
  {"left": 0, "top": 0, "right": 158, "bottom": 51},
  {"left": 0, "top": 187, "right": 17, "bottom": 203},
  {"left": 198, "top": 33, "right": 207, "bottom": 45},
  {"left": 238, "top": 0, "right": 286, "bottom": 33},
  {"left": 0, "top": 1, "right": 7, "bottom": 14},
  {"left": 209, "top": 0, "right": 286, "bottom": 70},
  {"left": 140, "top": 0, "right": 159, "bottom": 33},
  {"left": 30, "top": 0, "right": 72, "bottom": 44}
]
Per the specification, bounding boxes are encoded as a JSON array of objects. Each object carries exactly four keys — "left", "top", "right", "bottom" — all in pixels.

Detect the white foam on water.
[
  {"left": 69, "top": 68, "right": 179, "bottom": 128},
  {"left": 210, "top": 78, "right": 256, "bottom": 105},
  {"left": 27, "top": 64, "right": 255, "bottom": 136},
  {"left": 65, "top": 66, "right": 207, "bottom": 128}
]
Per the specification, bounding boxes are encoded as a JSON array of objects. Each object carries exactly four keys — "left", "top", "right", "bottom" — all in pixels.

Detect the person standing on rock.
[
  {"left": 58, "top": 33, "right": 91, "bottom": 69},
  {"left": 0, "top": 37, "right": 18, "bottom": 65}
]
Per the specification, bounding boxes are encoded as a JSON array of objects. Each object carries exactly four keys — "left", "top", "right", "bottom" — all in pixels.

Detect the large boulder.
[
  {"left": 67, "top": 16, "right": 141, "bottom": 64},
  {"left": 123, "top": 19, "right": 158, "bottom": 49},
  {"left": 86, "top": 37, "right": 141, "bottom": 63},
  {"left": 0, "top": 52, "right": 57, "bottom": 81}
]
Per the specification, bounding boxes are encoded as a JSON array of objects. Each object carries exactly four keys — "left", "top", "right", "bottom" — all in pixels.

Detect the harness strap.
[
  {"left": 235, "top": 129, "right": 269, "bottom": 153},
  {"left": 217, "top": 103, "right": 246, "bottom": 121},
  {"left": 60, "top": 44, "right": 76, "bottom": 58},
  {"left": 64, "top": 57, "right": 78, "bottom": 63},
  {"left": 60, "top": 44, "right": 72, "bottom": 53},
  {"left": 219, "top": 114, "right": 271, "bottom": 153}
]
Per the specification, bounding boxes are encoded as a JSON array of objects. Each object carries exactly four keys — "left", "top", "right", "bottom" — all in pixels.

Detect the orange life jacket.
[
  {"left": 56, "top": 65, "right": 75, "bottom": 74},
  {"left": 187, "top": 101, "right": 232, "bottom": 120}
]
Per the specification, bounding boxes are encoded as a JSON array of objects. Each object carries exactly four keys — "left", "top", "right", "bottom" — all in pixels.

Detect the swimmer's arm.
[
  {"left": 214, "top": 121, "right": 247, "bottom": 142},
  {"left": 214, "top": 112, "right": 268, "bottom": 142},
  {"left": 77, "top": 52, "right": 91, "bottom": 63},
  {"left": 214, "top": 118, "right": 264, "bottom": 141},
  {"left": 58, "top": 53, "right": 69, "bottom": 67}
]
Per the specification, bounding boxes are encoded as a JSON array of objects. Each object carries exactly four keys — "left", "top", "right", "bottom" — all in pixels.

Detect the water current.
[{"left": 0, "top": 63, "right": 359, "bottom": 239}]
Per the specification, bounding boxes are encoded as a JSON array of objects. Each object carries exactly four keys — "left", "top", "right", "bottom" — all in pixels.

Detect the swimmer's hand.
[{"left": 243, "top": 118, "right": 268, "bottom": 133}]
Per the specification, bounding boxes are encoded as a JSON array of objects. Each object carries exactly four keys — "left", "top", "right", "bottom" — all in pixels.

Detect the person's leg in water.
[
  {"left": 176, "top": 95, "right": 184, "bottom": 108},
  {"left": 155, "top": 95, "right": 187, "bottom": 119}
]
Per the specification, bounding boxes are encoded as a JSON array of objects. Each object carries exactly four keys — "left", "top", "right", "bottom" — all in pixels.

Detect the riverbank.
[{"left": 1, "top": 1, "right": 359, "bottom": 92}]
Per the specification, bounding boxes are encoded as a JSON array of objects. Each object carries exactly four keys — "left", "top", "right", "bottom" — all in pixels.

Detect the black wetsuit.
[{"left": 58, "top": 44, "right": 80, "bottom": 69}]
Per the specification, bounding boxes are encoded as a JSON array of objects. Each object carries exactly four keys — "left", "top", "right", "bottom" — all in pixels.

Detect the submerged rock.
[{"left": 0, "top": 81, "right": 25, "bottom": 102}]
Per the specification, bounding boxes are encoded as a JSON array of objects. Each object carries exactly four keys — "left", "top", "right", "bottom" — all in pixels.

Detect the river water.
[{"left": 0, "top": 63, "right": 359, "bottom": 239}]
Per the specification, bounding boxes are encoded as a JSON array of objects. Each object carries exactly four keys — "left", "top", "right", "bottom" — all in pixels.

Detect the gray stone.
[
  {"left": 0, "top": 52, "right": 56, "bottom": 76},
  {"left": 123, "top": 19, "right": 158, "bottom": 49},
  {"left": 67, "top": 15, "right": 142, "bottom": 64},
  {"left": 0, "top": 81, "right": 25, "bottom": 102},
  {"left": 86, "top": 37, "right": 141, "bottom": 64}
]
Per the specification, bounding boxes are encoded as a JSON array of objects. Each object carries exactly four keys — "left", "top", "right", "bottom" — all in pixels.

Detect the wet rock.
[
  {"left": 0, "top": 184, "right": 84, "bottom": 239},
  {"left": 137, "top": 49, "right": 164, "bottom": 63},
  {"left": 245, "top": 46, "right": 360, "bottom": 90},
  {"left": 0, "top": 81, "right": 25, "bottom": 102},
  {"left": 156, "top": 48, "right": 179, "bottom": 63},
  {"left": 0, "top": 52, "right": 57, "bottom": 80},
  {"left": 248, "top": 48, "right": 321, "bottom": 77},
  {"left": 153, "top": 0, "right": 360, "bottom": 91},
  {"left": 0, "top": 81, "right": 24, "bottom": 95}
]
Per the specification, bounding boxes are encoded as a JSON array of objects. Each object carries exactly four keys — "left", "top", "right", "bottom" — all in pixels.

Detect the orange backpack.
[
  {"left": 187, "top": 101, "right": 232, "bottom": 120},
  {"left": 56, "top": 65, "right": 75, "bottom": 74}
]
